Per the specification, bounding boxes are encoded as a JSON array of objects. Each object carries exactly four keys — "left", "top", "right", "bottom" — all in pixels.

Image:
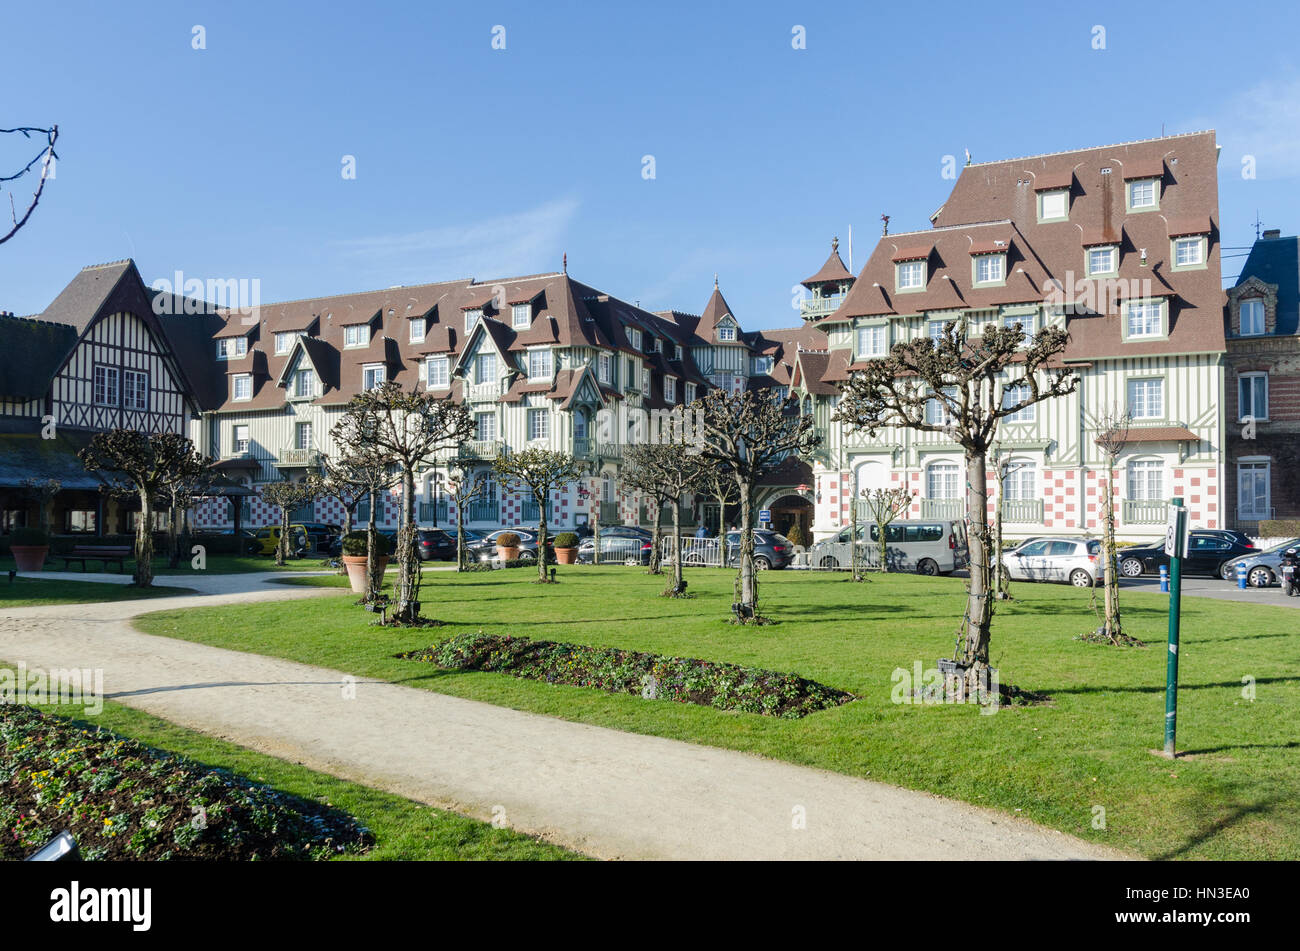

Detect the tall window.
[
  {"left": 295, "top": 421, "right": 312, "bottom": 450},
  {"left": 574, "top": 411, "right": 588, "bottom": 441},
  {"left": 926, "top": 462, "right": 961, "bottom": 499},
  {"left": 233, "top": 424, "right": 250, "bottom": 454},
  {"left": 1128, "top": 179, "right": 1158, "bottom": 209},
  {"left": 527, "top": 408, "right": 549, "bottom": 441},
  {"left": 1126, "top": 378, "right": 1164, "bottom": 419},
  {"left": 927, "top": 320, "right": 947, "bottom": 341},
  {"left": 664, "top": 377, "right": 676, "bottom": 402},
  {"left": 93, "top": 365, "right": 119, "bottom": 405},
  {"left": 1237, "top": 460, "right": 1271, "bottom": 519},
  {"left": 897, "top": 260, "right": 925, "bottom": 290},
  {"left": 528, "top": 349, "right": 553, "bottom": 380},
  {"left": 123, "top": 369, "right": 148, "bottom": 411},
  {"left": 475, "top": 353, "right": 496, "bottom": 385},
  {"left": 626, "top": 327, "right": 642, "bottom": 349},
  {"left": 343, "top": 324, "right": 369, "bottom": 348},
  {"left": 1087, "top": 246, "right": 1117, "bottom": 275},
  {"left": 475, "top": 412, "right": 496, "bottom": 441},
  {"left": 426, "top": 356, "right": 449, "bottom": 389},
  {"left": 925, "top": 386, "right": 956, "bottom": 426},
  {"left": 1240, "top": 299, "right": 1265, "bottom": 336},
  {"left": 1125, "top": 299, "right": 1163, "bottom": 338},
  {"left": 409, "top": 317, "right": 426, "bottom": 342},
  {"left": 856, "top": 325, "right": 887, "bottom": 358},
  {"left": 974, "top": 254, "right": 1005, "bottom": 284},
  {"left": 597, "top": 353, "right": 611, "bottom": 383},
  {"left": 363, "top": 364, "right": 386, "bottom": 390},
  {"left": 684, "top": 382, "right": 696, "bottom": 403},
  {"left": 464, "top": 308, "right": 482, "bottom": 332},
  {"left": 1127, "top": 459, "right": 1164, "bottom": 500},
  {"left": 1239, "top": 372, "right": 1268, "bottom": 421},
  {"left": 1001, "top": 382, "right": 1034, "bottom": 423},
  {"left": 512, "top": 303, "right": 531, "bottom": 328},
  {"left": 1038, "top": 189, "right": 1068, "bottom": 221},
  {"left": 1002, "top": 461, "right": 1036, "bottom": 501},
  {"left": 293, "top": 368, "right": 315, "bottom": 398},
  {"left": 233, "top": 374, "right": 252, "bottom": 401}
]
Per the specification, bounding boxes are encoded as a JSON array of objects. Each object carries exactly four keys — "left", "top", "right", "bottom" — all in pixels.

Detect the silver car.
[
  {"left": 1001, "top": 536, "right": 1103, "bottom": 587},
  {"left": 1222, "top": 537, "right": 1300, "bottom": 587}
]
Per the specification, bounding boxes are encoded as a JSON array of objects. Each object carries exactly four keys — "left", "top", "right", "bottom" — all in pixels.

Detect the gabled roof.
[
  {"left": 0, "top": 315, "right": 78, "bottom": 399},
  {"left": 695, "top": 280, "right": 740, "bottom": 342},
  {"left": 801, "top": 239, "right": 854, "bottom": 287}
]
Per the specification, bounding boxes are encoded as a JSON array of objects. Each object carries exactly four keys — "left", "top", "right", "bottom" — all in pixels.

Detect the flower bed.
[
  {"left": 0, "top": 705, "right": 374, "bottom": 860},
  {"left": 398, "top": 632, "right": 854, "bottom": 719}
]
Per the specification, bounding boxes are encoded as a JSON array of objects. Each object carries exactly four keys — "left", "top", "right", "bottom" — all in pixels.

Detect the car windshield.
[{"left": 1265, "top": 537, "right": 1300, "bottom": 553}]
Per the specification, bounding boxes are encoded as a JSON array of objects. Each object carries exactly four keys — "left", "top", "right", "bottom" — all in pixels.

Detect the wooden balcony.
[
  {"left": 1122, "top": 499, "right": 1168, "bottom": 525},
  {"left": 275, "top": 447, "right": 322, "bottom": 468},
  {"left": 799, "top": 295, "right": 846, "bottom": 319},
  {"left": 1003, "top": 499, "right": 1044, "bottom": 523},
  {"left": 456, "top": 440, "right": 505, "bottom": 461},
  {"left": 920, "top": 498, "right": 965, "bottom": 520}
]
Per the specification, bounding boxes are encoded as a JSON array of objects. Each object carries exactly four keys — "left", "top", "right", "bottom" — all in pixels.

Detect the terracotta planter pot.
[
  {"left": 497, "top": 546, "right": 520, "bottom": 562},
  {"left": 554, "top": 547, "right": 577, "bottom": 565},
  {"left": 342, "top": 554, "right": 389, "bottom": 594},
  {"left": 10, "top": 545, "right": 49, "bottom": 572}
]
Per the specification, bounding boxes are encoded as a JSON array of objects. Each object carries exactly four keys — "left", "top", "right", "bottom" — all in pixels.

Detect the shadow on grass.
[
  {"left": 1049, "top": 675, "right": 1300, "bottom": 695},
  {"left": 1151, "top": 792, "right": 1289, "bottom": 860}
]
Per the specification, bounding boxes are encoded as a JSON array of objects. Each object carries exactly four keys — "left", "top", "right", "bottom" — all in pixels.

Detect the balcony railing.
[
  {"left": 1122, "top": 499, "right": 1168, "bottom": 524},
  {"left": 1003, "top": 499, "right": 1044, "bottom": 523},
  {"left": 466, "top": 381, "right": 504, "bottom": 402},
  {"left": 799, "top": 295, "right": 846, "bottom": 319},
  {"left": 418, "top": 500, "right": 449, "bottom": 523},
  {"left": 598, "top": 501, "right": 620, "bottom": 523},
  {"left": 465, "top": 499, "right": 500, "bottom": 523},
  {"left": 276, "top": 447, "right": 322, "bottom": 468},
  {"left": 457, "top": 440, "right": 505, "bottom": 461},
  {"left": 920, "top": 498, "right": 965, "bottom": 520},
  {"left": 519, "top": 499, "right": 552, "bottom": 523}
]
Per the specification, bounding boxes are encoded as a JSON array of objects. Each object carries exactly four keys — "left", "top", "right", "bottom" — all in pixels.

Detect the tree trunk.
[
  {"left": 1101, "top": 458, "right": 1123, "bottom": 640},
  {"left": 649, "top": 500, "right": 663, "bottom": 574},
  {"left": 877, "top": 518, "right": 889, "bottom": 574},
  {"left": 396, "top": 469, "right": 420, "bottom": 621},
  {"left": 961, "top": 450, "right": 994, "bottom": 677},
  {"left": 671, "top": 500, "right": 684, "bottom": 592},
  {"left": 167, "top": 503, "right": 182, "bottom": 569},
  {"left": 993, "top": 469, "right": 1010, "bottom": 600},
  {"left": 276, "top": 508, "right": 290, "bottom": 566},
  {"left": 339, "top": 503, "right": 353, "bottom": 575},
  {"left": 536, "top": 490, "right": 548, "bottom": 582},
  {"left": 736, "top": 486, "right": 757, "bottom": 616},
  {"left": 455, "top": 492, "right": 467, "bottom": 571},
  {"left": 366, "top": 488, "right": 381, "bottom": 602},
  {"left": 134, "top": 491, "right": 155, "bottom": 588},
  {"left": 717, "top": 493, "right": 726, "bottom": 538}
]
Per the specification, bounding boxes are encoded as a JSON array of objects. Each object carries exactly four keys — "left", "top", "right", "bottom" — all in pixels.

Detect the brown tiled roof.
[
  {"left": 801, "top": 239, "right": 854, "bottom": 287},
  {"left": 1165, "top": 215, "right": 1212, "bottom": 237},
  {"left": 1124, "top": 426, "right": 1201, "bottom": 442},
  {"left": 1032, "top": 169, "right": 1074, "bottom": 191},
  {"left": 891, "top": 246, "right": 932, "bottom": 262}
]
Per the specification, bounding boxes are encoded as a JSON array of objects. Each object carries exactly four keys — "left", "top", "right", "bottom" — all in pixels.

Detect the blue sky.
[{"left": 4, "top": 0, "right": 1300, "bottom": 329}]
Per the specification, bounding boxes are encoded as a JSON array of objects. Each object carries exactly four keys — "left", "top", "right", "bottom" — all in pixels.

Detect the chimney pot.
[{"left": 1263, "top": 229, "right": 1281, "bottom": 240}]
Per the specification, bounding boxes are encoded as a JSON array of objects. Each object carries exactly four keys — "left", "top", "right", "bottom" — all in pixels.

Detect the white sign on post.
[{"left": 1163, "top": 505, "right": 1189, "bottom": 558}]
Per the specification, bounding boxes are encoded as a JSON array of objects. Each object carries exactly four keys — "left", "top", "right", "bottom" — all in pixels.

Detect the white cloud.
[
  {"left": 1184, "top": 78, "right": 1300, "bottom": 179},
  {"left": 334, "top": 197, "right": 579, "bottom": 281}
]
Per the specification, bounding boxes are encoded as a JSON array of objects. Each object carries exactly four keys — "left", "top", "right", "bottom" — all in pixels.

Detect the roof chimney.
[{"left": 1263, "top": 229, "right": 1281, "bottom": 240}]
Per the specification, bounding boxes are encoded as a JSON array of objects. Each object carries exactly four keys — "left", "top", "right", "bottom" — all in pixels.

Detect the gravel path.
[{"left": 1, "top": 573, "right": 1130, "bottom": 860}]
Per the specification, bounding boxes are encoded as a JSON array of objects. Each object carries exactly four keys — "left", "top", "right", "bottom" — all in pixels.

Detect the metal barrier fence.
[
  {"left": 588, "top": 536, "right": 648, "bottom": 565},
  {"left": 659, "top": 536, "right": 737, "bottom": 567}
]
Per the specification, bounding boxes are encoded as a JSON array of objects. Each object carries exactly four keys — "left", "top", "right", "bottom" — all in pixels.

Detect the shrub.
[
  {"left": 784, "top": 524, "right": 806, "bottom": 549},
  {"left": 552, "top": 532, "right": 578, "bottom": 548},
  {"left": 1261, "top": 519, "right": 1300, "bottom": 537},
  {"left": 495, "top": 533, "right": 520, "bottom": 548},
  {"left": 8, "top": 527, "right": 50, "bottom": 546},
  {"left": 399, "top": 632, "right": 855, "bottom": 719},
  {"left": 341, "top": 530, "right": 371, "bottom": 556}
]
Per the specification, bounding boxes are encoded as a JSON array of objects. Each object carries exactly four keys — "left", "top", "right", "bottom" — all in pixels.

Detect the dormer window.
[
  {"left": 1240, "top": 299, "right": 1265, "bottom": 336},
  {"left": 464, "top": 308, "right": 482, "bottom": 332},
  {"left": 426, "top": 355, "right": 450, "bottom": 389},
  {"left": 627, "top": 327, "right": 642, "bottom": 349},
  {"left": 1123, "top": 298, "right": 1166, "bottom": 340},
  {"left": 896, "top": 260, "right": 926, "bottom": 291},
  {"left": 1037, "top": 189, "right": 1069, "bottom": 222},
  {"left": 275, "top": 331, "right": 303, "bottom": 355},
  {"left": 343, "top": 324, "right": 369, "bottom": 349},
  {"left": 1127, "top": 178, "right": 1159, "bottom": 211},
  {"left": 1087, "top": 245, "right": 1118, "bottom": 276},
  {"left": 216, "top": 337, "right": 248, "bottom": 360},
  {"left": 653, "top": 338, "right": 663, "bottom": 353},
  {"left": 232, "top": 374, "right": 252, "bottom": 401},
  {"left": 527, "top": 348, "right": 553, "bottom": 380},
  {"left": 717, "top": 323, "right": 736, "bottom": 341},
  {"left": 751, "top": 355, "right": 773, "bottom": 374},
  {"left": 1172, "top": 235, "right": 1206, "bottom": 269},
  {"left": 409, "top": 317, "right": 426, "bottom": 342},
  {"left": 973, "top": 253, "right": 1006, "bottom": 285},
  {"left": 292, "top": 368, "right": 315, "bottom": 399},
  {"left": 511, "top": 303, "right": 531, "bottom": 328},
  {"left": 664, "top": 377, "right": 676, "bottom": 401},
  {"left": 363, "top": 364, "right": 386, "bottom": 391}
]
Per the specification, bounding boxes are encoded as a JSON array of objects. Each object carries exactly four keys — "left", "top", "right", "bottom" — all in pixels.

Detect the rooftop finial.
[
  {"left": 563, "top": 252, "right": 567, "bottom": 274},
  {"left": 714, "top": 273, "right": 718, "bottom": 289},
  {"left": 881, "top": 214, "right": 890, "bottom": 237},
  {"left": 831, "top": 236, "right": 839, "bottom": 253}
]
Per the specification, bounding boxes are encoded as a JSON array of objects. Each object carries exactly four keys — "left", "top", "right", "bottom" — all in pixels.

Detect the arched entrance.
[{"left": 766, "top": 493, "right": 814, "bottom": 542}]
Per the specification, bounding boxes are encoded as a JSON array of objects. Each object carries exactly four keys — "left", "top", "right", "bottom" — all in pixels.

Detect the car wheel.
[
  {"left": 1248, "top": 566, "right": 1274, "bottom": 588},
  {"left": 754, "top": 555, "right": 772, "bottom": 570},
  {"left": 1120, "top": 557, "right": 1144, "bottom": 578},
  {"left": 1219, "top": 561, "right": 1239, "bottom": 581},
  {"left": 916, "top": 558, "right": 939, "bottom": 576},
  {"left": 519, "top": 550, "right": 536, "bottom": 562},
  {"left": 685, "top": 553, "right": 705, "bottom": 566},
  {"left": 819, "top": 556, "right": 839, "bottom": 569},
  {"left": 1070, "top": 569, "right": 1093, "bottom": 587}
]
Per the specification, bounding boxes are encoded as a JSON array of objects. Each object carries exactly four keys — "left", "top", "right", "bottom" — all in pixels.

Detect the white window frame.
[
  {"left": 426, "top": 355, "right": 449, "bottom": 390},
  {"left": 1127, "top": 458, "right": 1164, "bottom": 501},
  {"left": 1087, "top": 245, "right": 1117, "bottom": 276},
  {"left": 896, "top": 260, "right": 925, "bottom": 291},
  {"left": 1124, "top": 299, "right": 1164, "bottom": 339},
  {"left": 1127, "top": 178, "right": 1158, "bottom": 210},
  {"left": 511, "top": 303, "right": 531, "bottom": 328},
  {"left": 464, "top": 308, "right": 482, "bottom": 332},
  {"left": 216, "top": 336, "right": 248, "bottom": 360},
  {"left": 275, "top": 331, "right": 296, "bottom": 355},
  {"left": 597, "top": 353, "right": 611, "bottom": 384},
  {"left": 232, "top": 374, "right": 252, "bottom": 402},
  {"left": 1238, "top": 371, "right": 1268, "bottom": 422},
  {"left": 926, "top": 462, "right": 961, "bottom": 500},
  {"left": 93, "top": 365, "right": 120, "bottom": 406},
  {"left": 1240, "top": 298, "right": 1266, "bottom": 336},
  {"left": 1001, "top": 382, "right": 1035, "bottom": 423},
  {"left": 294, "top": 421, "right": 313, "bottom": 451},
  {"left": 475, "top": 412, "right": 496, "bottom": 442},
  {"left": 475, "top": 353, "right": 496, "bottom": 385},
  {"left": 664, "top": 376, "right": 676, "bottom": 402},
  {"left": 684, "top": 382, "right": 697, "bottom": 403},
  {"left": 974, "top": 253, "right": 1005, "bottom": 285},
  {"left": 1237, "top": 459, "right": 1271, "bottom": 519},
  {"left": 233, "top": 424, "right": 250, "bottom": 454},
  {"left": 363, "top": 363, "right": 386, "bottom": 391},
  {"left": 626, "top": 327, "right": 642, "bottom": 350},
  {"left": 527, "top": 408, "right": 550, "bottom": 441},
  {"left": 1002, "top": 460, "right": 1037, "bottom": 501},
  {"left": 1037, "top": 189, "right": 1069, "bottom": 221},
  {"left": 925, "top": 387, "right": 957, "bottom": 427},
  {"left": 1126, "top": 378, "right": 1164, "bottom": 420},
  {"left": 717, "top": 323, "right": 736, "bottom": 342},
  {"left": 527, "top": 348, "right": 553, "bottom": 381},
  {"left": 409, "top": 317, "right": 426, "bottom": 343},
  {"left": 927, "top": 320, "right": 947, "bottom": 342},
  {"left": 292, "top": 367, "right": 315, "bottom": 399},
  {"left": 1173, "top": 236, "right": 1204, "bottom": 268},
  {"left": 856, "top": 324, "right": 888, "bottom": 358},
  {"left": 343, "top": 324, "right": 370, "bottom": 349},
  {"left": 123, "top": 369, "right": 149, "bottom": 411}
]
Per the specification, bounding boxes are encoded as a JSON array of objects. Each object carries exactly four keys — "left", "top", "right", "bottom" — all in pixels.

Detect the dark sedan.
[
  {"left": 416, "top": 529, "right": 459, "bottom": 561},
  {"left": 468, "top": 529, "right": 543, "bottom": 563},
  {"left": 679, "top": 529, "right": 794, "bottom": 570},
  {"left": 1118, "top": 530, "right": 1258, "bottom": 580},
  {"left": 577, "top": 526, "right": 654, "bottom": 565}
]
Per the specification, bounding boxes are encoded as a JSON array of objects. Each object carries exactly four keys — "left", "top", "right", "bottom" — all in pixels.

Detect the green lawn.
[
  {"left": 0, "top": 577, "right": 198, "bottom": 608},
  {"left": 132, "top": 566, "right": 1300, "bottom": 859},
  {"left": 7, "top": 684, "right": 580, "bottom": 861},
  {"left": 1, "top": 553, "right": 336, "bottom": 577}
]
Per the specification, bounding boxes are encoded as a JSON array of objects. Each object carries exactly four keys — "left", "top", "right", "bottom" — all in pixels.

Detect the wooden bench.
[{"left": 60, "top": 545, "right": 133, "bottom": 572}]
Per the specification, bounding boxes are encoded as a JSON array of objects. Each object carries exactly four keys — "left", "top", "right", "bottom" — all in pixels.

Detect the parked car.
[
  {"left": 577, "top": 526, "right": 653, "bottom": 565},
  {"left": 246, "top": 524, "right": 310, "bottom": 557},
  {"left": 415, "top": 528, "right": 459, "bottom": 561},
  {"left": 468, "top": 529, "right": 542, "bottom": 562},
  {"left": 1002, "top": 536, "right": 1103, "bottom": 587},
  {"left": 295, "top": 521, "right": 341, "bottom": 553},
  {"left": 326, "top": 530, "right": 397, "bottom": 558},
  {"left": 1220, "top": 537, "right": 1300, "bottom": 587},
  {"left": 806, "top": 519, "right": 968, "bottom": 575},
  {"left": 1118, "top": 530, "right": 1258, "bottom": 580}
]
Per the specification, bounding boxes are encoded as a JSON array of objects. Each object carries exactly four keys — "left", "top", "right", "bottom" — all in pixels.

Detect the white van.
[{"left": 807, "top": 519, "right": 969, "bottom": 575}]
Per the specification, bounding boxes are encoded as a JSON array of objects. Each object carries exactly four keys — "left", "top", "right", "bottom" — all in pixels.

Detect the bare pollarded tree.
[
  {"left": 859, "top": 486, "right": 917, "bottom": 574},
  {"left": 623, "top": 441, "right": 708, "bottom": 593},
  {"left": 492, "top": 449, "right": 586, "bottom": 583},
  {"left": 696, "top": 388, "right": 821, "bottom": 620},
  {"left": 1092, "top": 408, "right": 1140, "bottom": 645},
  {"left": 834, "top": 319, "right": 1077, "bottom": 687}
]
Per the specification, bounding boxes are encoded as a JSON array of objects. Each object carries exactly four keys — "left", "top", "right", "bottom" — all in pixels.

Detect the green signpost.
[{"left": 1163, "top": 497, "right": 1189, "bottom": 757}]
